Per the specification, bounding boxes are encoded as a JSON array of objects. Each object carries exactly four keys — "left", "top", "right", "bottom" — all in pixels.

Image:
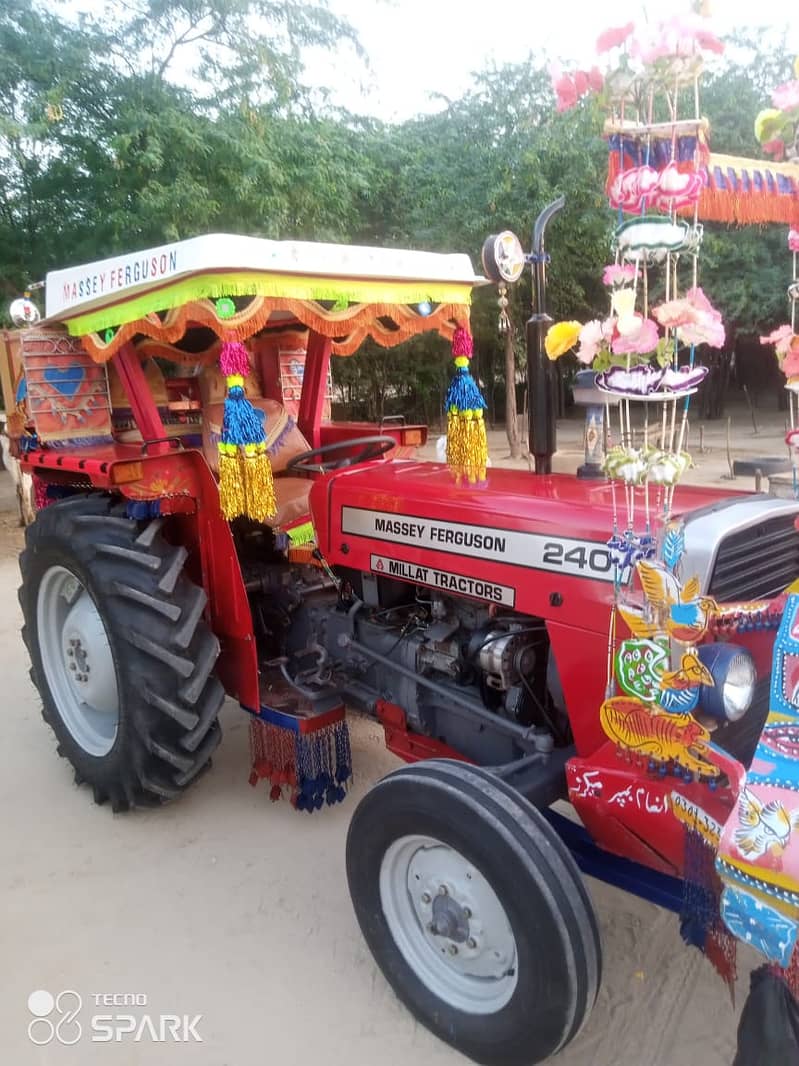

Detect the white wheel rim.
[
  {"left": 36, "top": 565, "right": 120, "bottom": 757},
  {"left": 379, "top": 834, "right": 518, "bottom": 1014}
]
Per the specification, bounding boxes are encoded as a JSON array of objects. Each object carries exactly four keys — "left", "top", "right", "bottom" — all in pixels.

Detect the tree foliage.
[{"left": 0, "top": 5, "right": 795, "bottom": 423}]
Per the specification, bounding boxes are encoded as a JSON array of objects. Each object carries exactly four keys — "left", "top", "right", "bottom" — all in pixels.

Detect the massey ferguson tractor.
[{"left": 4, "top": 216, "right": 799, "bottom": 1065}]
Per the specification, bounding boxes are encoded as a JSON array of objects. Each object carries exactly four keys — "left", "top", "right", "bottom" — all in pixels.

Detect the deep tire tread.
[
  {"left": 346, "top": 759, "right": 603, "bottom": 1066},
  {"left": 19, "top": 495, "right": 225, "bottom": 811}
]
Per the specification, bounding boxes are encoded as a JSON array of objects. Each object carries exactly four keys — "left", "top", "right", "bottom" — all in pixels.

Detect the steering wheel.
[{"left": 286, "top": 435, "right": 397, "bottom": 474}]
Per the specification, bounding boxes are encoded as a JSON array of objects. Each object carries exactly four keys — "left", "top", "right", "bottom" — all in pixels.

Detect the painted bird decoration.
[
  {"left": 734, "top": 787, "right": 799, "bottom": 860},
  {"left": 619, "top": 560, "right": 718, "bottom": 643},
  {"left": 657, "top": 652, "right": 715, "bottom": 714}
]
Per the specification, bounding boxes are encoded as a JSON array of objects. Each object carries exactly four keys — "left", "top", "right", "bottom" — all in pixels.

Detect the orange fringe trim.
[
  {"left": 680, "top": 187, "right": 799, "bottom": 226},
  {"left": 79, "top": 297, "right": 471, "bottom": 363},
  {"left": 606, "top": 152, "right": 799, "bottom": 226}
]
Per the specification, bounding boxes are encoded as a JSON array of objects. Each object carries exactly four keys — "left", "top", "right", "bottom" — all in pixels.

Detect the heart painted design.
[{"left": 43, "top": 363, "right": 86, "bottom": 398}]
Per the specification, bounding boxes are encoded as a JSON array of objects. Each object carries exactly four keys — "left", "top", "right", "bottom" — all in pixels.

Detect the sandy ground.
[{"left": 0, "top": 411, "right": 776, "bottom": 1066}]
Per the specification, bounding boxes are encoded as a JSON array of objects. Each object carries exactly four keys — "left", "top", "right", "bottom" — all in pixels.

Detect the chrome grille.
[{"left": 708, "top": 514, "right": 799, "bottom": 602}]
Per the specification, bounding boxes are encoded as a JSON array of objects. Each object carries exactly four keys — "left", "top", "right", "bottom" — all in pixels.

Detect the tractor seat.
[{"left": 202, "top": 398, "right": 313, "bottom": 528}]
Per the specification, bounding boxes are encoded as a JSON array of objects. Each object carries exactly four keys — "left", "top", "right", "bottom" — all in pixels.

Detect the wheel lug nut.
[
  {"left": 69, "top": 662, "right": 77, "bottom": 671},
  {"left": 463, "top": 907, "right": 471, "bottom": 918},
  {"left": 421, "top": 892, "right": 431, "bottom": 904},
  {"left": 448, "top": 944, "right": 458, "bottom": 955},
  {"left": 467, "top": 937, "right": 477, "bottom": 949},
  {"left": 438, "top": 885, "right": 448, "bottom": 896},
  {"left": 67, "top": 648, "right": 74, "bottom": 657}
]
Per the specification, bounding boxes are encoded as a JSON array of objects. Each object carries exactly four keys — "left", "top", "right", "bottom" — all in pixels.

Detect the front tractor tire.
[
  {"left": 19, "top": 494, "right": 225, "bottom": 811},
  {"left": 346, "top": 761, "right": 601, "bottom": 1066}
]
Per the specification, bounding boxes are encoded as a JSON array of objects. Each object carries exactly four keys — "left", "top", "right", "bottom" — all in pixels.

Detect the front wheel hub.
[{"left": 380, "top": 834, "right": 518, "bottom": 1013}]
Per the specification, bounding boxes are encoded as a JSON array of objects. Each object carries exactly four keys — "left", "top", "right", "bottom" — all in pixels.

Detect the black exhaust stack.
[{"left": 526, "top": 196, "right": 565, "bottom": 474}]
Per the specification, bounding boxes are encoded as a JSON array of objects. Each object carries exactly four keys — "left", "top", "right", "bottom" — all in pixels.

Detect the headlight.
[{"left": 697, "top": 644, "right": 756, "bottom": 723}]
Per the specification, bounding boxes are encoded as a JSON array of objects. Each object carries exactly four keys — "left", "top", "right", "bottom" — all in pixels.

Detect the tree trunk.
[{"left": 504, "top": 331, "right": 522, "bottom": 459}]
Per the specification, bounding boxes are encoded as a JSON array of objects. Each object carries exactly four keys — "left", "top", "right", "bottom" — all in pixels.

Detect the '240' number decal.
[{"left": 542, "top": 542, "right": 612, "bottom": 574}]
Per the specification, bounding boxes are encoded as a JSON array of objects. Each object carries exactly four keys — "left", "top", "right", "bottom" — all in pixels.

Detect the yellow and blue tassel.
[
  {"left": 217, "top": 339, "right": 277, "bottom": 522},
  {"left": 445, "top": 328, "right": 488, "bottom": 484}
]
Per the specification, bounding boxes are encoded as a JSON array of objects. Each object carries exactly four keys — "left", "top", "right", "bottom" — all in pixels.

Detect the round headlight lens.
[{"left": 721, "top": 653, "right": 756, "bottom": 722}]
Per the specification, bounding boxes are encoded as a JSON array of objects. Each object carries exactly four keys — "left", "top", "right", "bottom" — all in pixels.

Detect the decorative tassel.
[
  {"left": 681, "top": 823, "right": 737, "bottom": 992},
  {"left": 242, "top": 443, "right": 276, "bottom": 524},
  {"left": 216, "top": 337, "right": 277, "bottom": 521},
  {"left": 445, "top": 327, "right": 488, "bottom": 484},
  {"left": 32, "top": 475, "right": 51, "bottom": 511},
  {"left": 248, "top": 704, "right": 352, "bottom": 812}
]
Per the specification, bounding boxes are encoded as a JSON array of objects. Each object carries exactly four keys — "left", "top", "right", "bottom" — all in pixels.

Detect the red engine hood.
[{"left": 310, "top": 461, "right": 746, "bottom": 626}]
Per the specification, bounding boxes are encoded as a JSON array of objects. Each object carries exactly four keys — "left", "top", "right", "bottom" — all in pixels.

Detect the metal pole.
[{"left": 527, "top": 196, "right": 565, "bottom": 473}]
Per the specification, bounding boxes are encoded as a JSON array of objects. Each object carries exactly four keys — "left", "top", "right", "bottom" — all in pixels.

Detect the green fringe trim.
[
  {"left": 64, "top": 271, "right": 473, "bottom": 337},
  {"left": 286, "top": 521, "right": 315, "bottom": 546}
]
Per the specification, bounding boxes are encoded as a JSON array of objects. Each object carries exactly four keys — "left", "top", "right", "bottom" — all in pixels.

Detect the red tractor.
[{"left": 3, "top": 219, "right": 799, "bottom": 1065}]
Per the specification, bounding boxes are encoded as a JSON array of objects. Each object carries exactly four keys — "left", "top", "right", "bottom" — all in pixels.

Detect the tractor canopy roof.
[{"left": 43, "top": 233, "right": 486, "bottom": 362}]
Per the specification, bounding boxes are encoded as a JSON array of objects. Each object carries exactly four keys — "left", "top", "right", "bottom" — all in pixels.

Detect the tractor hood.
[{"left": 310, "top": 462, "right": 799, "bottom": 633}]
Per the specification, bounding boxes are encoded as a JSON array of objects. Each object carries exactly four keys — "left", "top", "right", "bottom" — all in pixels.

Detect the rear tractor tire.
[
  {"left": 19, "top": 494, "right": 225, "bottom": 811},
  {"left": 346, "top": 760, "right": 601, "bottom": 1066}
]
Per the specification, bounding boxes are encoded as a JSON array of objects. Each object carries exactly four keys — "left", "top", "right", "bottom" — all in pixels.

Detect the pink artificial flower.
[
  {"left": 611, "top": 315, "right": 659, "bottom": 356},
  {"left": 686, "top": 286, "right": 717, "bottom": 314},
  {"left": 596, "top": 22, "right": 635, "bottom": 54},
  {"left": 550, "top": 64, "right": 601, "bottom": 111},
  {"left": 573, "top": 70, "right": 590, "bottom": 95},
  {"left": 678, "top": 286, "right": 725, "bottom": 348},
  {"left": 680, "top": 315, "right": 725, "bottom": 348},
  {"left": 783, "top": 346, "right": 799, "bottom": 379},
  {"left": 602, "top": 263, "right": 638, "bottom": 287},
  {"left": 631, "top": 37, "right": 669, "bottom": 64},
  {"left": 587, "top": 66, "right": 604, "bottom": 92},
  {"left": 761, "top": 324, "right": 795, "bottom": 357},
  {"left": 789, "top": 229, "right": 799, "bottom": 253},
  {"left": 762, "top": 138, "right": 786, "bottom": 161},
  {"left": 653, "top": 297, "right": 694, "bottom": 329},
  {"left": 653, "top": 287, "right": 725, "bottom": 349},
  {"left": 632, "top": 14, "right": 723, "bottom": 64},
  {"left": 576, "top": 319, "right": 612, "bottom": 364},
  {"left": 693, "top": 27, "right": 725, "bottom": 55},
  {"left": 772, "top": 81, "right": 799, "bottom": 113},
  {"left": 550, "top": 66, "right": 579, "bottom": 112}
]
